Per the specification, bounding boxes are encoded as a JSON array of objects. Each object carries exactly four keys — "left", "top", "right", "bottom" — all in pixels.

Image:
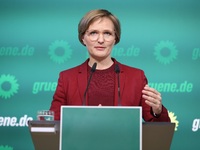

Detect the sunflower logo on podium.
[
  {"left": 48, "top": 40, "right": 72, "bottom": 64},
  {"left": 0, "top": 145, "right": 13, "bottom": 150},
  {"left": 0, "top": 74, "right": 19, "bottom": 99},
  {"left": 168, "top": 111, "right": 179, "bottom": 131}
]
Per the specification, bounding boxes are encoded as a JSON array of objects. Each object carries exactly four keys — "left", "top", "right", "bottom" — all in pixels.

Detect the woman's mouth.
[{"left": 95, "top": 46, "right": 105, "bottom": 50}]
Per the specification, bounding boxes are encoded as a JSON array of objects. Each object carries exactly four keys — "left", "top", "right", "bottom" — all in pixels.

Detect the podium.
[
  {"left": 28, "top": 106, "right": 175, "bottom": 150},
  {"left": 28, "top": 120, "right": 60, "bottom": 150}
]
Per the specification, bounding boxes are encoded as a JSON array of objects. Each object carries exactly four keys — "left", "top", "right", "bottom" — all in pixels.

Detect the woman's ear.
[
  {"left": 82, "top": 36, "right": 87, "bottom": 46},
  {"left": 82, "top": 38, "right": 86, "bottom": 45}
]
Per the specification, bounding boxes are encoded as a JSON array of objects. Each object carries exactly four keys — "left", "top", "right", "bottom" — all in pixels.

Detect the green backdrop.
[{"left": 0, "top": 0, "right": 200, "bottom": 149}]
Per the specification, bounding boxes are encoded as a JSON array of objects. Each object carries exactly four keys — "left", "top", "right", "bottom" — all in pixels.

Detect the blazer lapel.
[{"left": 78, "top": 60, "right": 88, "bottom": 105}]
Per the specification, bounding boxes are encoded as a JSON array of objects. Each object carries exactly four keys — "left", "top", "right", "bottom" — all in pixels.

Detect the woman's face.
[{"left": 82, "top": 17, "right": 116, "bottom": 61}]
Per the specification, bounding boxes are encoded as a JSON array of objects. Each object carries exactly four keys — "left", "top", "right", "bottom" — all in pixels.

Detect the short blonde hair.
[{"left": 78, "top": 9, "right": 121, "bottom": 46}]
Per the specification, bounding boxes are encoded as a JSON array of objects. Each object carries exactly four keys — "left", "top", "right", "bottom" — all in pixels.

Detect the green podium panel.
[{"left": 60, "top": 106, "right": 142, "bottom": 150}]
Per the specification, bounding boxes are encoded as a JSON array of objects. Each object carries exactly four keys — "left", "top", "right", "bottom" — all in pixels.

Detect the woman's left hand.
[{"left": 142, "top": 84, "right": 162, "bottom": 115}]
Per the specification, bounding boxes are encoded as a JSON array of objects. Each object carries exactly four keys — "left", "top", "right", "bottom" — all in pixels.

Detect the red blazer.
[{"left": 50, "top": 59, "right": 170, "bottom": 122}]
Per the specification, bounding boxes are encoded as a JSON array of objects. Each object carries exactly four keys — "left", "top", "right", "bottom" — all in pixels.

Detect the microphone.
[
  {"left": 115, "top": 64, "right": 121, "bottom": 106},
  {"left": 83, "top": 62, "right": 97, "bottom": 105}
]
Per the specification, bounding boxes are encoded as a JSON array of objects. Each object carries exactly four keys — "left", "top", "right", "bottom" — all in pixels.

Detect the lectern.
[
  {"left": 28, "top": 120, "right": 60, "bottom": 150},
  {"left": 28, "top": 106, "right": 175, "bottom": 150},
  {"left": 60, "top": 106, "right": 142, "bottom": 150}
]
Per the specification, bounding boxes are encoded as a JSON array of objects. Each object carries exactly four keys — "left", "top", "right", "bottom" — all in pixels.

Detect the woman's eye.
[
  {"left": 104, "top": 32, "right": 112, "bottom": 36},
  {"left": 90, "top": 31, "right": 97, "bottom": 35}
]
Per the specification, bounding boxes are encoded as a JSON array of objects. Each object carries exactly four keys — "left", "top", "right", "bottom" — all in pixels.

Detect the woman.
[{"left": 50, "top": 9, "right": 170, "bottom": 122}]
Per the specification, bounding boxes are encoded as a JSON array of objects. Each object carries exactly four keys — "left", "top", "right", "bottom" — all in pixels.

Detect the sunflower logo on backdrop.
[
  {"left": 0, "top": 74, "right": 19, "bottom": 99},
  {"left": 48, "top": 40, "right": 72, "bottom": 64},
  {"left": 0, "top": 145, "right": 13, "bottom": 150},
  {"left": 154, "top": 40, "right": 178, "bottom": 65},
  {"left": 168, "top": 111, "right": 179, "bottom": 131}
]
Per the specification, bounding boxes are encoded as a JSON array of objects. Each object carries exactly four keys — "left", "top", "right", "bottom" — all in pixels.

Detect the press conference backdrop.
[{"left": 0, "top": 0, "right": 199, "bottom": 149}]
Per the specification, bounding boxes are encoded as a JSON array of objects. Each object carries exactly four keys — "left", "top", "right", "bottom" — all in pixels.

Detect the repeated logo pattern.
[
  {"left": 48, "top": 40, "right": 72, "bottom": 64},
  {"left": 0, "top": 74, "right": 19, "bottom": 99},
  {"left": 154, "top": 40, "right": 178, "bottom": 65}
]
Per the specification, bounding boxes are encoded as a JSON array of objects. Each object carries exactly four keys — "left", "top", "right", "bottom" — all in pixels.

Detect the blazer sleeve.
[
  {"left": 49, "top": 72, "right": 67, "bottom": 120},
  {"left": 141, "top": 72, "right": 170, "bottom": 122}
]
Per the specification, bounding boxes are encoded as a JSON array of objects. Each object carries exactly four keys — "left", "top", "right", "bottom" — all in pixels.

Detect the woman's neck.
[{"left": 88, "top": 57, "right": 114, "bottom": 70}]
